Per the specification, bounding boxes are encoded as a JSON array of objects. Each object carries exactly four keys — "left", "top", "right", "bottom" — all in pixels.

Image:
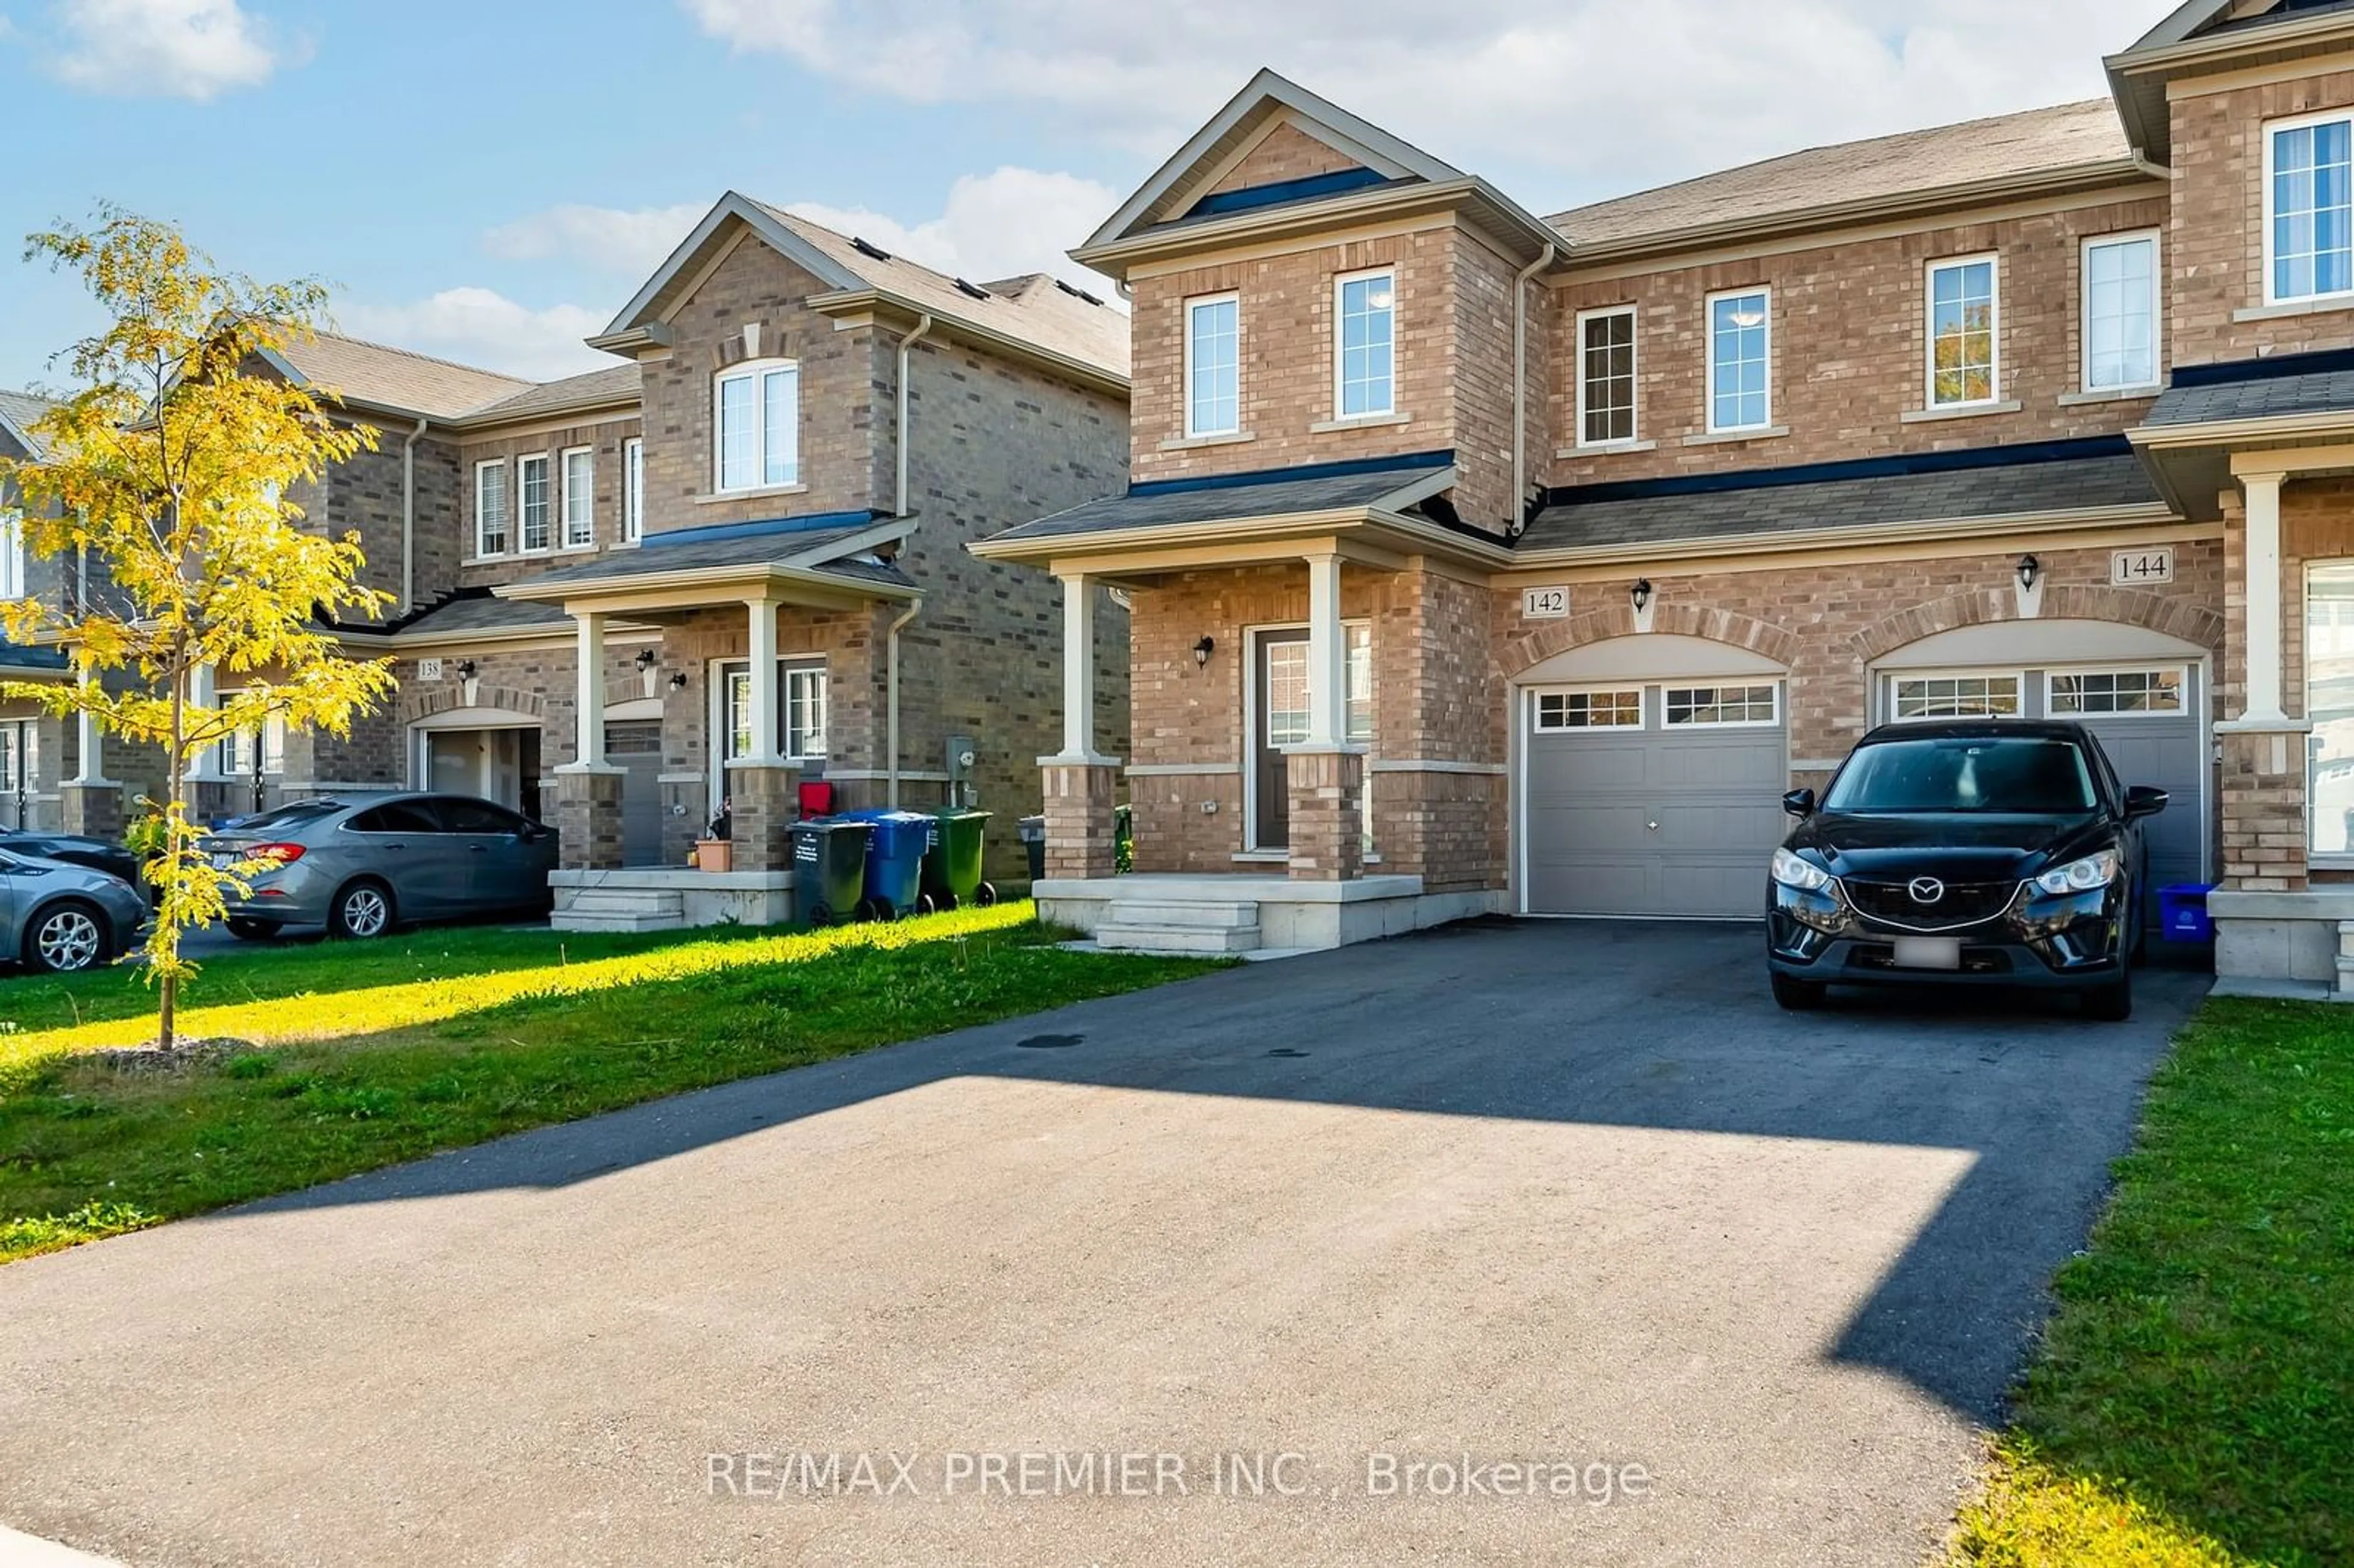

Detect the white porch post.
[
  {"left": 69, "top": 673, "right": 109, "bottom": 785},
  {"left": 186, "top": 662, "right": 219, "bottom": 780},
  {"left": 1054, "top": 571, "right": 1103, "bottom": 761},
  {"left": 2241, "top": 469, "right": 2288, "bottom": 724},
  {"left": 568, "top": 609, "right": 609, "bottom": 769},
  {"left": 744, "top": 596, "right": 782, "bottom": 763},
  {"left": 1303, "top": 550, "right": 1347, "bottom": 748}
]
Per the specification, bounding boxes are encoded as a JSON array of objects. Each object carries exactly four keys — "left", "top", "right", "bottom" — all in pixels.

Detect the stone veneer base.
[
  {"left": 550, "top": 867, "right": 796, "bottom": 932},
  {"left": 1035, "top": 872, "right": 1503, "bottom": 953}
]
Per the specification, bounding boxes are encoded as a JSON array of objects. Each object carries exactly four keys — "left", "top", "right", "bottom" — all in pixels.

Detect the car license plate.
[
  {"left": 211, "top": 851, "right": 240, "bottom": 870},
  {"left": 1892, "top": 937, "right": 1963, "bottom": 971}
]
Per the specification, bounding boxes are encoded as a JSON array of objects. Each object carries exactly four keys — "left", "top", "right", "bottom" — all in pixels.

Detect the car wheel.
[
  {"left": 25, "top": 900, "right": 109, "bottom": 973},
  {"left": 1770, "top": 972, "right": 1826, "bottom": 1011},
  {"left": 225, "top": 916, "right": 282, "bottom": 941},
  {"left": 2084, "top": 965, "right": 2133, "bottom": 1022},
  {"left": 807, "top": 902, "right": 834, "bottom": 929},
  {"left": 329, "top": 880, "right": 394, "bottom": 940}
]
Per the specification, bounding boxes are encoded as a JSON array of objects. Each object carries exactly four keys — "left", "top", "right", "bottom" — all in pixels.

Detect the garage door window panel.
[
  {"left": 1665, "top": 684, "right": 1780, "bottom": 728},
  {"left": 2047, "top": 668, "right": 2185, "bottom": 716},
  {"left": 1892, "top": 674, "right": 2021, "bottom": 720},
  {"left": 1534, "top": 689, "right": 1642, "bottom": 731}
]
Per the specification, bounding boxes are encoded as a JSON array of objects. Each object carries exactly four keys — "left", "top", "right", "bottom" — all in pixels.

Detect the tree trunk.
[{"left": 157, "top": 671, "right": 186, "bottom": 1052}]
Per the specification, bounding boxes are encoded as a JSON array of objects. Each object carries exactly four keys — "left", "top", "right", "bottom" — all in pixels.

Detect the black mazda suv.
[{"left": 1765, "top": 720, "right": 2166, "bottom": 1021}]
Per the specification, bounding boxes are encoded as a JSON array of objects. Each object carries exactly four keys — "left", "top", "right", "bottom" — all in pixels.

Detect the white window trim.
[
  {"left": 713, "top": 359, "right": 801, "bottom": 495},
  {"left": 1884, "top": 668, "right": 2027, "bottom": 724},
  {"left": 0, "top": 508, "right": 24, "bottom": 601},
  {"left": 1662, "top": 683, "right": 1783, "bottom": 730},
  {"left": 2080, "top": 230, "right": 2163, "bottom": 396},
  {"left": 1704, "top": 286, "right": 1773, "bottom": 435},
  {"left": 1331, "top": 267, "right": 1398, "bottom": 422},
  {"left": 621, "top": 437, "right": 644, "bottom": 544},
  {"left": 1574, "top": 305, "right": 1639, "bottom": 450},
  {"left": 216, "top": 691, "right": 286, "bottom": 777},
  {"left": 1925, "top": 253, "right": 2003, "bottom": 410},
  {"left": 559, "top": 446, "right": 596, "bottom": 550},
  {"left": 516, "top": 451, "right": 552, "bottom": 555},
  {"left": 1529, "top": 684, "right": 1645, "bottom": 733},
  {"left": 2263, "top": 107, "right": 2354, "bottom": 308},
  {"left": 473, "top": 458, "right": 509, "bottom": 558},
  {"left": 2045, "top": 665, "right": 2190, "bottom": 719},
  {"left": 1241, "top": 620, "right": 1375, "bottom": 856},
  {"left": 1183, "top": 292, "right": 1241, "bottom": 440},
  {"left": 707, "top": 655, "right": 829, "bottom": 803}
]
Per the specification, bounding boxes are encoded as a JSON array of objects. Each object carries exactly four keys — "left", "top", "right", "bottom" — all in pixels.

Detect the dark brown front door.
[{"left": 1253, "top": 629, "right": 1309, "bottom": 850}]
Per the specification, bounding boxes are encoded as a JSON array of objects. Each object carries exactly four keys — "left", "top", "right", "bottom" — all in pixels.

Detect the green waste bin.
[
  {"left": 791, "top": 818, "right": 873, "bottom": 926},
  {"left": 923, "top": 809, "right": 994, "bottom": 910}
]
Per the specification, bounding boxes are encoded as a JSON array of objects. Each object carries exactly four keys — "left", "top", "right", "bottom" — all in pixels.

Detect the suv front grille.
[{"left": 1841, "top": 878, "right": 2019, "bottom": 932}]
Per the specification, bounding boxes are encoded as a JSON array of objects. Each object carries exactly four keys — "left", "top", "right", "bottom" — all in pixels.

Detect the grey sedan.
[
  {"left": 1, "top": 847, "right": 150, "bottom": 973},
  {"left": 201, "top": 793, "right": 560, "bottom": 940}
]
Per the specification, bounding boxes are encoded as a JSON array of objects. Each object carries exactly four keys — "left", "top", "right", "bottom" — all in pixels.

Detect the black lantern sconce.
[
  {"left": 456, "top": 659, "right": 478, "bottom": 681},
  {"left": 634, "top": 647, "right": 658, "bottom": 673},
  {"left": 1192, "top": 635, "right": 1216, "bottom": 669},
  {"left": 669, "top": 671, "right": 690, "bottom": 690},
  {"left": 1629, "top": 578, "right": 1653, "bottom": 614},
  {"left": 2016, "top": 554, "right": 2041, "bottom": 593}
]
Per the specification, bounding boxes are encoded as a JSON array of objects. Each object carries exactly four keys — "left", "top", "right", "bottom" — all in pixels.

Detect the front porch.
[{"left": 1035, "top": 871, "right": 1490, "bottom": 956}]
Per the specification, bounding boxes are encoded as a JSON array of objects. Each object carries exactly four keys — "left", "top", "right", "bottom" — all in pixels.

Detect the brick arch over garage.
[
  {"left": 1849, "top": 587, "right": 2225, "bottom": 665},
  {"left": 1504, "top": 601, "right": 1804, "bottom": 677},
  {"left": 398, "top": 683, "right": 550, "bottom": 727}
]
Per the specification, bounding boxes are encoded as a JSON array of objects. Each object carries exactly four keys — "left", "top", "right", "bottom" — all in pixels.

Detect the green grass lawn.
[
  {"left": 1949, "top": 997, "right": 2354, "bottom": 1567},
  {"left": 0, "top": 904, "right": 1215, "bottom": 1263}
]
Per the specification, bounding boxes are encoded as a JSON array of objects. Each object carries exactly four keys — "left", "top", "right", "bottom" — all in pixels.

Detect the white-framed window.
[
  {"left": 715, "top": 359, "right": 799, "bottom": 492},
  {"left": 719, "top": 659, "right": 829, "bottom": 764},
  {"left": 1665, "top": 684, "right": 1780, "bottom": 728},
  {"left": 1184, "top": 293, "right": 1240, "bottom": 438},
  {"left": 2309, "top": 562, "right": 2354, "bottom": 859},
  {"left": 1706, "top": 287, "right": 1772, "bottom": 433},
  {"left": 1927, "top": 254, "right": 2000, "bottom": 408},
  {"left": 2266, "top": 110, "right": 2354, "bottom": 306},
  {"left": 1334, "top": 269, "right": 1396, "bottom": 419},
  {"left": 2047, "top": 667, "right": 2185, "bottom": 716},
  {"left": 622, "top": 438, "right": 644, "bottom": 543},
  {"left": 0, "top": 508, "right": 23, "bottom": 600},
  {"left": 561, "top": 446, "right": 595, "bottom": 549},
  {"left": 473, "top": 460, "right": 508, "bottom": 557},
  {"left": 1261, "top": 623, "right": 1374, "bottom": 747},
  {"left": 518, "top": 452, "right": 551, "bottom": 553},
  {"left": 2083, "top": 232, "right": 2161, "bottom": 393},
  {"left": 1577, "top": 306, "right": 1637, "bottom": 447},
  {"left": 1891, "top": 672, "right": 2022, "bottom": 720},
  {"left": 218, "top": 695, "right": 285, "bottom": 777},
  {"left": 1533, "top": 688, "right": 1642, "bottom": 731}
]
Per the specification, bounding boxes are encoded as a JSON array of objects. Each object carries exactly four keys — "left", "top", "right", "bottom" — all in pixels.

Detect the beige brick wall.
[
  {"left": 1203, "top": 122, "right": 1363, "bottom": 198},
  {"left": 1548, "top": 194, "right": 2169, "bottom": 487},
  {"left": 455, "top": 413, "right": 645, "bottom": 591}
]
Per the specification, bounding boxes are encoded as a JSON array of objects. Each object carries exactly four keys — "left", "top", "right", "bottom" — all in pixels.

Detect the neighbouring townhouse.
[
  {"left": 974, "top": 0, "right": 2354, "bottom": 995},
  {"left": 1, "top": 194, "right": 1130, "bottom": 929},
  {"left": 0, "top": 389, "right": 74, "bottom": 829}
]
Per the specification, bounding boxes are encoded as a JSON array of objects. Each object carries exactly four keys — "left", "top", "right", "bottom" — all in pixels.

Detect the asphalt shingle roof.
[
  {"left": 1522, "top": 451, "right": 2160, "bottom": 553},
  {"left": 459, "top": 363, "right": 642, "bottom": 427},
  {"left": 392, "top": 592, "right": 573, "bottom": 637},
  {"left": 1550, "top": 100, "right": 2130, "bottom": 250},
  {"left": 2145, "top": 364, "right": 2354, "bottom": 427},
  {"left": 0, "top": 390, "right": 56, "bottom": 459},
  {"left": 986, "top": 457, "right": 1453, "bottom": 544},
  {"left": 276, "top": 332, "right": 534, "bottom": 420},
  {"left": 514, "top": 515, "right": 901, "bottom": 592}
]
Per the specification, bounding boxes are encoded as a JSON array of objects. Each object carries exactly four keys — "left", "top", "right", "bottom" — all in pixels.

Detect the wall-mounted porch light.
[
  {"left": 669, "top": 671, "right": 690, "bottom": 690},
  {"left": 1629, "top": 578, "right": 1653, "bottom": 614},
  {"left": 1192, "top": 635, "right": 1216, "bottom": 669},
  {"left": 456, "top": 659, "right": 478, "bottom": 681},
  {"left": 634, "top": 647, "right": 658, "bottom": 672},
  {"left": 2016, "top": 554, "right": 2041, "bottom": 593}
]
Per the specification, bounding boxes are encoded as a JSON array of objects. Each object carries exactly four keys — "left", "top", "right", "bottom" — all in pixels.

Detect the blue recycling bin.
[
  {"left": 2157, "top": 883, "right": 2215, "bottom": 943},
  {"left": 836, "top": 809, "right": 936, "bottom": 920}
]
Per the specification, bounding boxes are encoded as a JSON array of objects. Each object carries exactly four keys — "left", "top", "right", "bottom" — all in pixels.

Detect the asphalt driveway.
[{"left": 0, "top": 921, "right": 2206, "bottom": 1567}]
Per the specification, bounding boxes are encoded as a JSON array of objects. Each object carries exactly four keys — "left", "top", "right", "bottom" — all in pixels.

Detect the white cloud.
[
  {"left": 481, "top": 202, "right": 709, "bottom": 278},
  {"left": 337, "top": 289, "right": 610, "bottom": 382},
  {"left": 680, "top": 0, "right": 2167, "bottom": 194},
  {"left": 46, "top": 0, "right": 288, "bottom": 101}
]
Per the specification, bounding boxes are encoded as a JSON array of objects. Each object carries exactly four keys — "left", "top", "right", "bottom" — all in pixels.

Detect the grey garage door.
[{"left": 1523, "top": 683, "right": 1789, "bottom": 918}]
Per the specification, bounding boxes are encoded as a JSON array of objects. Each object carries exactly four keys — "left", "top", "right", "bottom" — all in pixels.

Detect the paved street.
[{"left": 0, "top": 921, "right": 2205, "bottom": 1566}]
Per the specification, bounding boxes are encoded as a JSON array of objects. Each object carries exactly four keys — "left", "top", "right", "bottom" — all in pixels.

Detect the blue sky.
[{"left": 0, "top": 0, "right": 2173, "bottom": 394}]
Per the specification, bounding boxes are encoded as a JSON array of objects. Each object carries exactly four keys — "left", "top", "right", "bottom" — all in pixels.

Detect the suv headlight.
[
  {"left": 1772, "top": 848, "right": 1833, "bottom": 893},
  {"left": 2033, "top": 850, "right": 2121, "bottom": 897}
]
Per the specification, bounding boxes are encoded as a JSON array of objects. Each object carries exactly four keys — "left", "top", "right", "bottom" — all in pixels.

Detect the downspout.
[
  {"left": 1510, "top": 243, "right": 1557, "bottom": 534},
  {"left": 887, "top": 314, "right": 934, "bottom": 809},
  {"left": 400, "top": 416, "right": 427, "bottom": 615}
]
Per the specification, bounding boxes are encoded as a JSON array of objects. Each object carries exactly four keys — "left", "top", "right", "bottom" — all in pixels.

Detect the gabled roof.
[
  {"left": 0, "top": 389, "right": 56, "bottom": 460},
  {"left": 593, "top": 192, "right": 1128, "bottom": 384},
  {"left": 1551, "top": 101, "right": 2141, "bottom": 259},
  {"left": 455, "top": 363, "right": 642, "bottom": 428},
  {"left": 498, "top": 509, "right": 918, "bottom": 601},
  {"left": 2108, "top": 1, "right": 2354, "bottom": 161},
  {"left": 265, "top": 332, "right": 535, "bottom": 422}
]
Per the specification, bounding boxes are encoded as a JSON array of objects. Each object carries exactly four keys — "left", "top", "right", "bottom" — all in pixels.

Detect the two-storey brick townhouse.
[
  {"left": 2, "top": 194, "right": 1130, "bottom": 930},
  {"left": 977, "top": 1, "right": 2354, "bottom": 995}
]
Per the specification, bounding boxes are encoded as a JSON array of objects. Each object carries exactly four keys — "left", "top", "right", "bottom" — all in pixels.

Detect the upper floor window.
[
  {"left": 1577, "top": 306, "right": 1637, "bottom": 446},
  {"left": 715, "top": 360, "right": 799, "bottom": 493},
  {"left": 1185, "top": 294, "right": 1240, "bottom": 438},
  {"left": 561, "top": 446, "right": 595, "bottom": 549},
  {"left": 2084, "top": 232, "right": 2160, "bottom": 393},
  {"left": 1927, "top": 256, "right": 1999, "bottom": 408},
  {"left": 2268, "top": 112, "right": 2354, "bottom": 305},
  {"left": 0, "top": 508, "right": 23, "bottom": 600},
  {"left": 623, "top": 438, "right": 644, "bottom": 543},
  {"left": 518, "top": 452, "right": 551, "bottom": 553},
  {"left": 1706, "top": 288, "right": 1771, "bottom": 433},
  {"left": 473, "top": 460, "right": 508, "bottom": 557},
  {"left": 1335, "top": 270, "right": 1395, "bottom": 419}
]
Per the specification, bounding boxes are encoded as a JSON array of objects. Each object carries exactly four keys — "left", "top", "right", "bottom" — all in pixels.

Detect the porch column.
[
  {"left": 2214, "top": 465, "right": 2310, "bottom": 900},
  {"left": 554, "top": 608, "right": 624, "bottom": 871},
  {"left": 1039, "top": 572, "right": 1119, "bottom": 881},
  {"left": 729, "top": 596, "right": 796, "bottom": 872},
  {"left": 2241, "top": 470, "right": 2288, "bottom": 725},
  {"left": 59, "top": 663, "right": 123, "bottom": 840},
  {"left": 1287, "top": 549, "right": 1365, "bottom": 883},
  {"left": 184, "top": 661, "right": 229, "bottom": 827}
]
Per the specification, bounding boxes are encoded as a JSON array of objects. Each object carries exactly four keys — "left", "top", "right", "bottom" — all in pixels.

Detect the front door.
[
  {"left": 1253, "top": 629, "right": 1311, "bottom": 850},
  {"left": 0, "top": 721, "right": 31, "bottom": 830}
]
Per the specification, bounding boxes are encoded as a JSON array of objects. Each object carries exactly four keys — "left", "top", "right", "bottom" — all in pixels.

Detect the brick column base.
[
  {"left": 728, "top": 763, "right": 801, "bottom": 872},
  {"left": 1040, "top": 759, "right": 1119, "bottom": 880},
  {"left": 59, "top": 782, "right": 126, "bottom": 841},
  {"left": 555, "top": 769, "right": 627, "bottom": 871},
  {"left": 1287, "top": 746, "right": 1366, "bottom": 883},
  {"left": 2217, "top": 726, "right": 2309, "bottom": 892}
]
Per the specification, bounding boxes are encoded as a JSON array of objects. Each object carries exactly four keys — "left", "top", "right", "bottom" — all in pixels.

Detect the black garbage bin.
[
  {"left": 791, "top": 817, "right": 873, "bottom": 926},
  {"left": 1018, "top": 813, "right": 1046, "bottom": 883}
]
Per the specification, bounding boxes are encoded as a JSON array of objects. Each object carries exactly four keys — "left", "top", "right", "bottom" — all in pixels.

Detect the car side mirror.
[
  {"left": 2125, "top": 785, "right": 2168, "bottom": 820},
  {"left": 1782, "top": 788, "right": 1816, "bottom": 818}
]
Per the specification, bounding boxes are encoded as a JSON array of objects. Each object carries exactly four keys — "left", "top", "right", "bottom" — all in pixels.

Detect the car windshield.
[
  {"left": 1824, "top": 736, "right": 2098, "bottom": 814},
  {"left": 219, "top": 800, "right": 343, "bottom": 834}
]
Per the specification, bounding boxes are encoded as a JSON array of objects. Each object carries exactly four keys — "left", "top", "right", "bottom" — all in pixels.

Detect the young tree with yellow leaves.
[{"left": 0, "top": 208, "right": 395, "bottom": 1048}]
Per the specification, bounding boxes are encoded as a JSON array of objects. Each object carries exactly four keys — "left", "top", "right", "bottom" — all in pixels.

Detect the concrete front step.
[
  {"left": 1107, "top": 900, "right": 1262, "bottom": 930},
  {"left": 552, "top": 910, "right": 685, "bottom": 934},
  {"left": 1095, "top": 921, "right": 1263, "bottom": 954}
]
